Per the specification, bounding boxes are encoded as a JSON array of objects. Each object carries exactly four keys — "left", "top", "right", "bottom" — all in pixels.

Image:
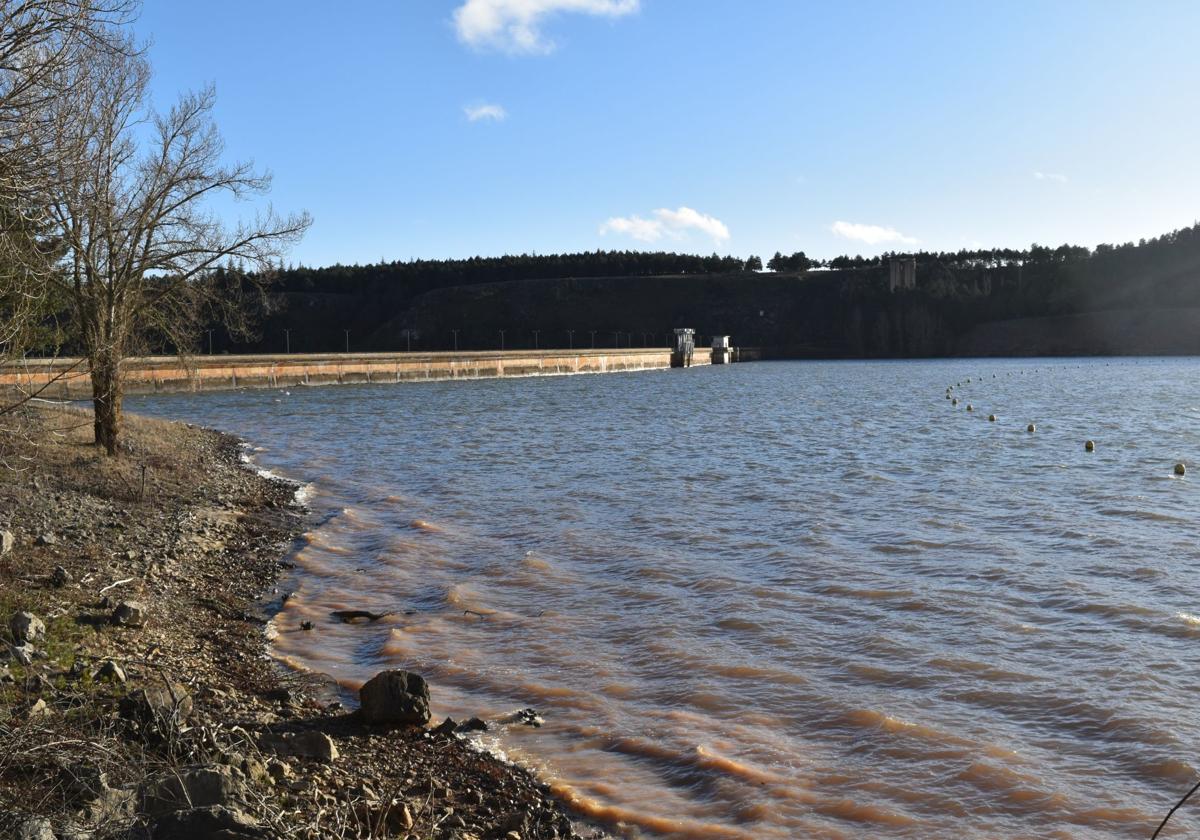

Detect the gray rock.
[
  {"left": 359, "top": 669, "right": 430, "bottom": 726},
  {"left": 35, "top": 533, "right": 57, "bottom": 546},
  {"left": 5, "top": 641, "right": 35, "bottom": 666},
  {"left": 148, "top": 805, "right": 268, "bottom": 839},
  {"left": 83, "top": 785, "right": 135, "bottom": 825},
  {"left": 265, "top": 759, "right": 294, "bottom": 783},
  {"left": 0, "top": 664, "right": 12, "bottom": 683},
  {"left": 51, "top": 565, "right": 71, "bottom": 588},
  {"left": 119, "top": 683, "right": 193, "bottom": 728},
  {"left": 140, "top": 764, "right": 247, "bottom": 817},
  {"left": 15, "top": 817, "right": 55, "bottom": 840},
  {"left": 431, "top": 716, "right": 457, "bottom": 737},
  {"left": 0, "top": 529, "right": 13, "bottom": 555},
  {"left": 61, "top": 763, "right": 109, "bottom": 800},
  {"left": 11, "top": 611, "right": 46, "bottom": 643},
  {"left": 257, "top": 730, "right": 338, "bottom": 762},
  {"left": 27, "top": 698, "right": 50, "bottom": 719},
  {"left": 93, "top": 660, "right": 126, "bottom": 683},
  {"left": 110, "top": 601, "right": 146, "bottom": 628}
]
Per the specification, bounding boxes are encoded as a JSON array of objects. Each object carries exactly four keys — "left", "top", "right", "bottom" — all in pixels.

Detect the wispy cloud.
[
  {"left": 600, "top": 206, "right": 730, "bottom": 244},
  {"left": 453, "top": 0, "right": 639, "bottom": 54},
  {"left": 463, "top": 103, "right": 508, "bottom": 122},
  {"left": 830, "top": 220, "right": 918, "bottom": 246},
  {"left": 1034, "top": 171, "right": 1068, "bottom": 183}
]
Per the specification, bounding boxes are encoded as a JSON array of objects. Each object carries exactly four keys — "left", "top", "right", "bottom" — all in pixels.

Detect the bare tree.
[
  {"left": 0, "top": 1, "right": 137, "bottom": 361},
  {"left": 41, "top": 38, "right": 310, "bottom": 454}
]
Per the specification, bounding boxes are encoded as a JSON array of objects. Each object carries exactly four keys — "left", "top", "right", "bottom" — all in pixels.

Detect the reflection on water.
[{"left": 131, "top": 358, "right": 1200, "bottom": 838}]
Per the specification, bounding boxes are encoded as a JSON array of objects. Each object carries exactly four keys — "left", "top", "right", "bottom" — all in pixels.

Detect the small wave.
[
  {"left": 549, "top": 781, "right": 757, "bottom": 839},
  {"left": 1097, "top": 507, "right": 1190, "bottom": 525}
]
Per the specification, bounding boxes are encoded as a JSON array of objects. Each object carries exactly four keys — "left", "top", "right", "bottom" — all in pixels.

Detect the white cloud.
[
  {"left": 830, "top": 220, "right": 918, "bottom": 246},
  {"left": 464, "top": 103, "right": 508, "bottom": 122},
  {"left": 453, "top": 0, "right": 639, "bottom": 54},
  {"left": 600, "top": 206, "right": 731, "bottom": 244},
  {"left": 1034, "top": 171, "right": 1068, "bottom": 183}
]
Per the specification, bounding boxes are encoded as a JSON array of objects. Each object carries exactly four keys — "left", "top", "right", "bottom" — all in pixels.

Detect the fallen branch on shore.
[{"left": 99, "top": 577, "right": 136, "bottom": 595}]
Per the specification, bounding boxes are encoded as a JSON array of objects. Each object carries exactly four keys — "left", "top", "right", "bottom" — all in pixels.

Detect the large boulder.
[
  {"left": 10, "top": 611, "right": 45, "bottom": 643},
  {"left": 140, "top": 764, "right": 246, "bottom": 817},
  {"left": 148, "top": 805, "right": 268, "bottom": 839},
  {"left": 119, "top": 683, "right": 193, "bottom": 735},
  {"left": 111, "top": 601, "right": 147, "bottom": 628},
  {"left": 358, "top": 670, "right": 430, "bottom": 726},
  {"left": 0, "top": 529, "right": 13, "bottom": 555},
  {"left": 257, "top": 730, "right": 338, "bottom": 763}
]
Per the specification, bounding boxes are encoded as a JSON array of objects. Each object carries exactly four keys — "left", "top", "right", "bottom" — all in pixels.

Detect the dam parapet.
[{"left": 1, "top": 346, "right": 752, "bottom": 399}]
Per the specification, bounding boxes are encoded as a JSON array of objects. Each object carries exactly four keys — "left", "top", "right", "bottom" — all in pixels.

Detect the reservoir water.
[{"left": 131, "top": 358, "right": 1200, "bottom": 838}]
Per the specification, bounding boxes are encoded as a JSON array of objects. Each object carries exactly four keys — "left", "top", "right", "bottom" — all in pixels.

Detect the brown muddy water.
[{"left": 132, "top": 358, "right": 1200, "bottom": 838}]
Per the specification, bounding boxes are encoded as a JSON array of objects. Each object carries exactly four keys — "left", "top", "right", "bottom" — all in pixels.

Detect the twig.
[
  {"left": 99, "top": 576, "right": 135, "bottom": 594},
  {"left": 1152, "top": 776, "right": 1200, "bottom": 839}
]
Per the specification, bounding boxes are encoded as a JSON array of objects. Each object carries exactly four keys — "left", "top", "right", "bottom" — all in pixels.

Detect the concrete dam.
[{"left": 2, "top": 346, "right": 760, "bottom": 400}]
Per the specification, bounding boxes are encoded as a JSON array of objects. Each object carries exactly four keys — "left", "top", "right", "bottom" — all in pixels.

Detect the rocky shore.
[{"left": 0, "top": 405, "right": 595, "bottom": 840}]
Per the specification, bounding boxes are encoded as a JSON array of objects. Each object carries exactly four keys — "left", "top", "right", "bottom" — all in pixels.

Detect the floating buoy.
[
  {"left": 966, "top": 404, "right": 974, "bottom": 411},
  {"left": 1175, "top": 463, "right": 1186, "bottom": 476},
  {"left": 1027, "top": 423, "right": 1036, "bottom": 433},
  {"left": 1085, "top": 440, "right": 1095, "bottom": 452},
  {"left": 952, "top": 398, "right": 958, "bottom": 406},
  {"left": 988, "top": 414, "right": 997, "bottom": 422}
]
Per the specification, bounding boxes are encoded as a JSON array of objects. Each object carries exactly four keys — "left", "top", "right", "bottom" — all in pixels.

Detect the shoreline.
[{"left": 0, "top": 405, "right": 599, "bottom": 839}]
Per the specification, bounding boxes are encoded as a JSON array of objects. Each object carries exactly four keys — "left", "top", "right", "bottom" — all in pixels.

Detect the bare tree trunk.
[{"left": 89, "top": 351, "right": 121, "bottom": 455}]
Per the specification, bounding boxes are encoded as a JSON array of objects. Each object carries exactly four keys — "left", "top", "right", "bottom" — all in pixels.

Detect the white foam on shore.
[{"left": 238, "top": 442, "right": 313, "bottom": 508}]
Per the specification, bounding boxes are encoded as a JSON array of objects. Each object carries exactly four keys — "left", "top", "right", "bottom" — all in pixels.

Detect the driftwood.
[{"left": 329, "top": 609, "right": 392, "bottom": 623}]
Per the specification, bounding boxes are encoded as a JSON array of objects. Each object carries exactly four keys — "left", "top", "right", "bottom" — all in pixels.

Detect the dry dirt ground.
[{"left": 0, "top": 405, "right": 596, "bottom": 840}]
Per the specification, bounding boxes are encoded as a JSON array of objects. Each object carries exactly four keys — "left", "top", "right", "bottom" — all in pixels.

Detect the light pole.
[
  {"left": 207, "top": 330, "right": 213, "bottom": 355},
  {"left": 567, "top": 329, "right": 574, "bottom": 349},
  {"left": 405, "top": 330, "right": 412, "bottom": 352},
  {"left": 452, "top": 329, "right": 459, "bottom": 352},
  {"left": 284, "top": 329, "right": 291, "bottom": 354},
  {"left": 344, "top": 329, "right": 350, "bottom": 353},
  {"left": 627, "top": 332, "right": 632, "bottom": 347},
  {"left": 589, "top": 330, "right": 596, "bottom": 349},
  {"left": 612, "top": 331, "right": 619, "bottom": 348},
  {"left": 499, "top": 329, "right": 505, "bottom": 351},
  {"left": 533, "top": 330, "right": 539, "bottom": 349}
]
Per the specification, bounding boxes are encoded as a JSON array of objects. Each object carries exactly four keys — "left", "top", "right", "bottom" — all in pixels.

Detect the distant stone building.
[{"left": 889, "top": 256, "right": 916, "bottom": 292}]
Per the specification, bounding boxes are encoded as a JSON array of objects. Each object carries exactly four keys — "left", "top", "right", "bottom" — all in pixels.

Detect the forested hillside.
[{"left": 186, "top": 223, "right": 1200, "bottom": 356}]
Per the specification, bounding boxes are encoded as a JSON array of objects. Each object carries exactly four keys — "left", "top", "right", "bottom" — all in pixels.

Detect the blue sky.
[{"left": 135, "top": 1, "right": 1200, "bottom": 267}]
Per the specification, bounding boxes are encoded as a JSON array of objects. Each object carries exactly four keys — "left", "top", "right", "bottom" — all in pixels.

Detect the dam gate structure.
[
  {"left": 711, "top": 335, "right": 732, "bottom": 364},
  {"left": 671, "top": 328, "right": 696, "bottom": 367}
]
